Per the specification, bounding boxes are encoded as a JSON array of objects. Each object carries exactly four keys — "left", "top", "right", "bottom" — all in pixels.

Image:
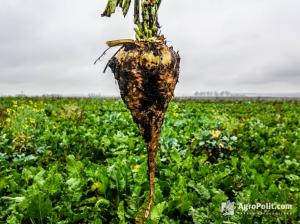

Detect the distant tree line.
[{"left": 194, "top": 91, "right": 244, "bottom": 97}]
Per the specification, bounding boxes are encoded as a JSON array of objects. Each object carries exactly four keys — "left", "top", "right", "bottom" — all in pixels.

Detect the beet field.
[{"left": 0, "top": 97, "right": 299, "bottom": 223}]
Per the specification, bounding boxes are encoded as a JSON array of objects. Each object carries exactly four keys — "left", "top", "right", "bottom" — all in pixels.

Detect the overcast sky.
[{"left": 0, "top": 0, "right": 299, "bottom": 96}]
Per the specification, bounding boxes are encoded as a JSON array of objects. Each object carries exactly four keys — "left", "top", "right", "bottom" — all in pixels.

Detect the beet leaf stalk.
[
  {"left": 100, "top": 0, "right": 180, "bottom": 222},
  {"left": 102, "top": 0, "right": 162, "bottom": 40}
]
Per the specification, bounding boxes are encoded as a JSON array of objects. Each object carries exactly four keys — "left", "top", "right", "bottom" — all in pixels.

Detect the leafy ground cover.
[{"left": 0, "top": 97, "right": 299, "bottom": 223}]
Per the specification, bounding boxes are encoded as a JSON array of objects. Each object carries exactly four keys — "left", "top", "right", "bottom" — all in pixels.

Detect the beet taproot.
[{"left": 107, "top": 40, "right": 179, "bottom": 220}]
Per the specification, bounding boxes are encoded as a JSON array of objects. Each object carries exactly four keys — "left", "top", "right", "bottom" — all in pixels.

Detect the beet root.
[{"left": 108, "top": 40, "right": 180, "bottom": 222}]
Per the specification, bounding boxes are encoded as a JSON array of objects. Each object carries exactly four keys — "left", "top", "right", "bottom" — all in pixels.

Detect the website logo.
[{"left": 221, "top": 200, "right": 235, "bottom": 216}]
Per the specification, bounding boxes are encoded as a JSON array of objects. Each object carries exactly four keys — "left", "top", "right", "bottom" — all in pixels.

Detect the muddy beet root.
[{"left": 107, "top": 40, "right": 180, "bottom": 221}]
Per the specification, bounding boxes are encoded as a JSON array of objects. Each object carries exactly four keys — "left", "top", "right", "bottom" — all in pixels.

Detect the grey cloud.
[
  {"left": 0, "top": 0, "right": 300, "bottom": 96},
  {"left": 239, "top": 62, "right": 300, "bottom": 85}
]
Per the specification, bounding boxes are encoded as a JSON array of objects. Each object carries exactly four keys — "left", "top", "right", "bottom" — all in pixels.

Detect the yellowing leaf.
[
  {"left": 211, "top": 130, "right": 221, "bottom": 138},
  {"left": 132, "top": 164, "right": 141, "bottom": 173},
  {"left": 91, "top": 181, "right": 101, "bottom": 191}
]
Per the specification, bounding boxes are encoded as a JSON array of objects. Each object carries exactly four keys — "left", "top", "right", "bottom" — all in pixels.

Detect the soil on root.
[{"left": 108, "top": 41, "right": 180, "bottom": 147}]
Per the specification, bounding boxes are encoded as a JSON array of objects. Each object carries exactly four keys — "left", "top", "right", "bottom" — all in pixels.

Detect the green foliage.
[
  {"left": 101, "top": 0, "right": 161, "bottom": 40},
  {"left": 0, "top": 97, "right": 299, "bottom": 223}
]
